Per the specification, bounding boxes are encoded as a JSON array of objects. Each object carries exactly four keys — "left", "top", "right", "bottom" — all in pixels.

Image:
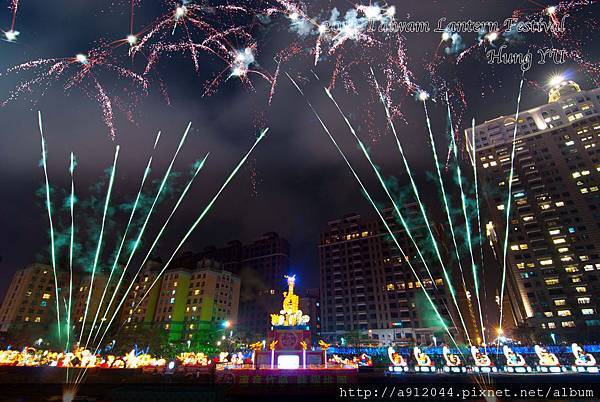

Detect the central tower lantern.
[
  {"left": 255, "top": 275, "right": 323, "bottom": 368},
  {"left": 270, "top": 275, "right": 310, "bottom": 328}
]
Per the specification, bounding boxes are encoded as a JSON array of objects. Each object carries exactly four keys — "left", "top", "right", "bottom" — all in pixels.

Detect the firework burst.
[
  {"left": 2, "top": 45, "right": 148, "bottom": 139},
  {"left": 124, "top": 1, "right": 274, "bottom": 96}
]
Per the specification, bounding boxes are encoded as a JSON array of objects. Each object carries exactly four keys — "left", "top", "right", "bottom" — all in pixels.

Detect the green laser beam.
[
  {"left": 421, "top": 98, "right": 472, "bottom": 344},
  {"left": 76, "top": 127, "right": 192, "bottom": 386},
  {"left": 470, "top": 118, "right": 489, "bottom": 331},
  {"left": 499, "top": 74, "right": 525, "bottom": 335},
  {"left": 37, "top": 111, "right": 61, "bottom": 343},
  {"left": 66, "top": 152, "right": 75, "bottom": 383},
  {"left": 370, "top": 71, "right": 470, "bottom": 343},
  {"left": 78, "top": 144, "right": 120, "bottom": 346},
  {"left": 287, "top": 73, "right": 462, "bottom": 351},
  {"left": 324, "top": 86, "right": 469, "bottom": 341},
  {"left": 90, "top": 151, "right": 210, "bottom": 350},
  {"left": 445, "top": 93, "right": 486, "bottom": 346},
  {"left": 84, "top": 131, "right": 161, "bottom": 348},
  {"left": 86, "top": 124, "right": 191, "bottom": 348},
  {"left": 95, "top": 129, "right": 267, "bottom": 356}
]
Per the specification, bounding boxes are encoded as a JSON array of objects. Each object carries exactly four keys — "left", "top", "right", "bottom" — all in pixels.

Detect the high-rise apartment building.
[
  {"left": 73, "top": 272, "right": 123, "bottom": 335},
  {"left": 300, "top": 287, "right": 321, "bottom": 341},
  {"left": 172, "top": 232, "right": 290, "bottom": 338},
  {"left": 0, "top": 263, "right": 129, "bottom": 345},
  {"left": 121, "top": 259, "right": 240, "bottom": 342},
  {"left": 0, "top": 264, "right": 59, "bottom": 334},
  {"left": 466, "top": 79, "right": 600, "bottom": 342},
  {"left": 119, "top": 260, "right": 163, "bottom": 327},
  {"left": 319, "top": 208, "right": 460, "bottom": 345}
]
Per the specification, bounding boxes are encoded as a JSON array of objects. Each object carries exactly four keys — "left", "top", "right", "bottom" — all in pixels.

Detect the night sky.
[{"left": 0, "top": 0, "right": 598, "bottom": 297}]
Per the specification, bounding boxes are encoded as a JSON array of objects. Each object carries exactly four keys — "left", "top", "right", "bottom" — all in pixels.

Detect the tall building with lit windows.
[
  {"left": 466, "top": 79, "right": 600, "bottom": 342},
  {"left": 172, "top": 232, "right": 290, "bottom": 339},
  {"left": 120, "top": 260, "right": 163, "bottom": 327},
  {"left": 72, "top": 272, "right": 123, "bottom": 334},
  {"left": 124, "top": 259, "right": 241, "bottom": 342},
  {"left": 0, "top": 264, "right": 60, "bottom": 335},
  {"left": 0, "top": 263, "right": 129, "bottom": 343},
  {"left": 318, "top": 208, "right": 461, "bottom": 346}
]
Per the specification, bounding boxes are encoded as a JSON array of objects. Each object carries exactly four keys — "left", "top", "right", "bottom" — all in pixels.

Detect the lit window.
[
  {"left": 558, "top": 310, "right": 571, "bottom": 317},
  {"left": 194, "top": 289, "right": 200, "bottom": 296},
  {"left": 545, "top": 278, "right": 559, "bottom": 286},
  {"left": 549, "top": 229, "right": 561, "bottom": 235},
  {"left": 540, "top": 259, "right": 553, "bottom": 266},
  {"left": 34, "top": 317, "right": 41, "bottom": 323},
  {"left": 558, "top": 247, "right": 569, "bottom": 253},
  {"left": 576, "top": 287, "right": 587, "bottom": 293},
  {"left": 578, "top": 297, "right": 591, "bottom": 304},
  {"left": 386, "top": 284, "right": 394, "bottom": 291},
  {"left": 497, "top": 204, "right": 505, "bottom": 211},
  {"left": 548, "top": 322, "right": 556, "bottom": 329},
  {"left": 42, "top": 293, "right": 51, "bottom": 299},
  {"left": 565, "top": 266, "right": 578, "bottom": 273},
  {"left": 554, "top": 299, "right": 566, "bottom": 306},
  {"left": 544, "top": 312, "right": 553, "bottom": 317},
  {"left": 553, "top": 238, "right": 566, "bottom": 245},
  {"left": 582, "top": 309, "right": 595, "bottom": 315},
  {"left": 174, "top": 281, "right": 178, "bottom": 287},
  {"left": 170, "top": 297, "right": 175, "bottom": 304},
  {"left": 561, "top": 321, "right": 576, "bottom": 328}
]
